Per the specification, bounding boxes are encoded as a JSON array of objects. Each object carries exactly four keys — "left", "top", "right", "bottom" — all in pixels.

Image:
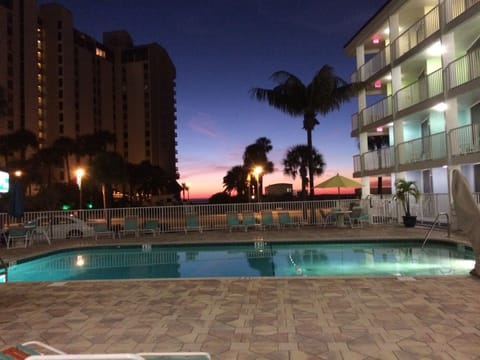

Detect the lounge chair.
[
  {"left": 278, "top": 212, "right": 300, "bottom": 229},
  {"left": 226, "top": 212, "right": 246, "bottom": 232},
  {"left": 1, "top": 341, "right": 212, "bottom": 360},
  {"left": 119, "top": 216, "right": 139, "bottom": 238},
  {"left": 242, "top": 212, "right": 261, "bottom": 231},
  {"left": 6, "top": 224, "right": 29, "bottom": 249},
  {"left": 93, "top": 222, "right": 115, "bottom": 240},
  {"left": 260, "top": 210, "right": 279, "bottom": 230},
  {"left": 184, "top": 213, "right": 203, "bottom": 233},
  {"left": 349, "top": 206, "right": 369, "bottom": 228},
  {"left": 142, "top": 219, "right": 161, "bottom": 236}
]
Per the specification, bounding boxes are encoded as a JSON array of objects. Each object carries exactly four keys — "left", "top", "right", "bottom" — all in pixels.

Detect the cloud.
[{"left": 188, "top": 112, "right": 217, "bottom": 138}]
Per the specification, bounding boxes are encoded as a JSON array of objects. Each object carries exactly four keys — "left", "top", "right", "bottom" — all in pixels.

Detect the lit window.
[{"left": 95, "top": 48, "right": 106, "bottom": 58}]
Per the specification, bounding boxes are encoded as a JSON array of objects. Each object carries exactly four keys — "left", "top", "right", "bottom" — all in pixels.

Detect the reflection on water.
[{"left": 6, "top": 241, "right": 475, "bottom": 282}]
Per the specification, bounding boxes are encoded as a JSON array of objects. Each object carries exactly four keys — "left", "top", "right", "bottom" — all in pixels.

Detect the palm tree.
[
  {"left": 90, "top": 151, "right": 126, "bottom": 208},
  {"left": 283, "top": 145, "right": 325, "bottom": 199},
  {"left": 9, "top": 128, "right": 38, "bottom": 161},
  {"left": 251, "top": 65, "right": 361, "bottom": 198},
  {"left": 0, "top": 134, "right": 13, "bottom": 167},
  {"left": 223, "top": 165, "right": 249, "bottom": 198},
  {"left": 77, "top": 130, "right": 116, "bottom": 162},
  {"left": 52, "top": 136, "right": 77, "bottom": 182},
  {"left": 243, "top": 137, "right": 274, "bottom": 197},
  {"left": 32, "top": 147, "right": 64, "bottom": 186}
]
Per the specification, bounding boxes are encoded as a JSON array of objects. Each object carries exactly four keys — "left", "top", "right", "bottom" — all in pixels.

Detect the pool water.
[{"left": 4, "top": 240, "right": 474, "bottom": 282}]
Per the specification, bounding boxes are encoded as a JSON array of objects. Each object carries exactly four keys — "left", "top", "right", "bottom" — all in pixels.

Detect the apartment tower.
[{"left": 0, "top": 0, "right": 178, "bottom": 182}]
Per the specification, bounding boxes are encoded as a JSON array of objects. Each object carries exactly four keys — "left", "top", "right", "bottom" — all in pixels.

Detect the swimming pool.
[{"left": 4, "top": 240, "right": 474, "bottom": 282}]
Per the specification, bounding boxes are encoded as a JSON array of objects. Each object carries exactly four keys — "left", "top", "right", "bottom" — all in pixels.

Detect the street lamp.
[
  {"left": 252, "top": 166, "right": 263, "bottom": 202},
  {"left": 75, "top": 168, "right": 85, "bottom": 209}
]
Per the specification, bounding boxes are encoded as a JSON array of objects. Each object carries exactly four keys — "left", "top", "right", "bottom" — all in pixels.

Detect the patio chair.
[
  {"left": 93, "top": 222, "right": 115, "bottom": 240},
  {"left": 278, "top": 212, "right": 301, "bottom": 229},
  {"left": 1, "top": 341, "right": 212, "bottom": 360},
  {"left": 226, "top": 212, "right": 246, "bottom": 232},
  {"left": 349, "top": 206, "right": 369, "bottom": 228},
  {"left": 242, "top": 212, "right": 261, "bottom": 231},
  {"left": 142, "top": 219, "right": 161, "bottom": 236},
  {"left": 119, "top": 216, "right": 139, "bottom": 238},
  {"left": 260, "top": 210, "right": 279, "bottom": 230},
  {"left": 6, "top": 224, "right": 29, "bottom": 249},
  {"left": 184, "top": 213, "right": 203, "bottom": 233},
  {"left": 322, "top": 208, "right": 341, "bottom": 228}
]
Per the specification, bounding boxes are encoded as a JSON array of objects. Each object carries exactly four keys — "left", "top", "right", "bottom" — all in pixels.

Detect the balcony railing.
[
  {"left": 445, "top": 0, "right": 480, "bottom": 23},
  {"left": 393, "top": 6, "right": 440, "bottom": 60},
  {"left": 397, "top": 132, "right": 446, "bottom": 165},
  {"left": 353, "top": 154, "right": 361, "bottom": 173},
  {"left": 351, "top": 112, "right": 359, "bottom": 133},
  {"left": 447, "top": 48, "right": 480, "bottom": 90},
  {"left": 363, "top": 147, "right": 395, "bottom": 171},
  {"left": 395, "top": 68, "right": 443, "bottom": 112},
  {"left": 357, "top": 45, "right": 391, "bottom": 81},
  {"left": 449, "top": 123, "right": 480, "bottom": 156},
  {"left": 361, "top": 96, "right": 393, "bottom": 127}
]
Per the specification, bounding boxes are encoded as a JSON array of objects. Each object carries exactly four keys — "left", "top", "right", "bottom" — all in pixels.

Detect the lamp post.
[
  {"left": 252, "top": 166, "right": 263, "bottom": 202},
  {"left": 75, "top": 168, "right": 85, "bottom": 209}
]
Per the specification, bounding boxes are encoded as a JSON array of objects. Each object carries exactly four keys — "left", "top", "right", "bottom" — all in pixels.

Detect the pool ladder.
[
  {"left": 422, "top": 212, "right": 450, "bottom": 249},
  {"left": 0, "top": 256, "right": 8, "bottom": 283}
]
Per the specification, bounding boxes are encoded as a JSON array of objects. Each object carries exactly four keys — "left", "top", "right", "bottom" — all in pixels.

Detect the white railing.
[
  {"left": 393, "top": 6, "right": 440, "bottom": 60},
  {"left": 447, "top": 48, "right": 480, "bottom": 89},
  {"left": 449, "top": 123, "right": 480, "bottom": 156},
  {"left": 445, "top": 0, "right": 480, "bottom": 23},
  {"left": 351, "top": 112, "right": 359, "bottom": 133},
  {"left": 363, "top": 146, "right": 395, "bottom": 171},
  {"left": 362, "top": 96, "right": 393, "bottom": 127},
  {"left": 353, "top": 154, "right": 362, "bottom": 173},
  {"left": 357, "top": 45, "right": 391, "bottom": 81},
  {"left": 397, "top": 132, "right": 446, "bottom": 165},
  {"left": 395, "top": 68, "right": 443, "bottom": 112}
]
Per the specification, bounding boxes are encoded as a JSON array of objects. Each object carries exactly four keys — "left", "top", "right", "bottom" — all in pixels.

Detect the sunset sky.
[{"left": 39, "top": 0, "right": 387, "bottom": 199}]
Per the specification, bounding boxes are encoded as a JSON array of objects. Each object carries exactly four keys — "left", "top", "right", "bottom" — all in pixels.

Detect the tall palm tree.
[
  {"left": 9, "top": 128, "right": 38, "bottom": 161},
  {"left": 53, "top": 136, "right": 77, "bottom": 182},
  {"left": 283, "top": 145, "right": 325, "bottom": 199},
  {"left": 243, "top": 137, "right": 274, "bottom": 197},
  {"left": 90, "top": 151, "right": 126, "bottom": 208},
  {"left": 32, "top": 147, "right": 64, "bottom": 186},
  {"left": 77, "top": 130, "right": 116, "bottom": 162},
  {"left": 251, "top": 65, "right": 361, "bottom": 198},
  {"left": 223, "top": 165, "right": 249, "bottom": 198}
]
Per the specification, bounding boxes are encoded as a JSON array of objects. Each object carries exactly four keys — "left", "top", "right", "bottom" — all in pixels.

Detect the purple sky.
[{"left": 39, "top": 0, "right": 386, "bottom": 198}]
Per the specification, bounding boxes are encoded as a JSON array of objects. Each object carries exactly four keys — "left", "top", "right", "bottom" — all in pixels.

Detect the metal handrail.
[
  {"left": 422, "top": 212, "right": 450, "bottom": 249},
  {"left": 0, "top": 256, "right": 8, "bottom": 283}
]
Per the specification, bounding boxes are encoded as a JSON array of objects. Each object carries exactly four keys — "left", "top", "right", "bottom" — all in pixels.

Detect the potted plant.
[{"left": 395, "top": 179, "right": 421, "bottom": 227}]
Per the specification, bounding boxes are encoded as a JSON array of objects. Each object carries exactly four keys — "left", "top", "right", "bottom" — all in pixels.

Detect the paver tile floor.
[{"left": 1, "top": 225, "right": 479, "bottom": 359}]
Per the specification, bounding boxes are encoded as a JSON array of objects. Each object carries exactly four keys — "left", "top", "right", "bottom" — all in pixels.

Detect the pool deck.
[{"left": 1, "top": 225, "right": 480, "bottom": 359}]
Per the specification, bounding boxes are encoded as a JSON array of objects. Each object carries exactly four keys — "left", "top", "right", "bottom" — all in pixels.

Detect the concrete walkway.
[{"left": 1, "top": 225, "right": 479, "bottom": 359}]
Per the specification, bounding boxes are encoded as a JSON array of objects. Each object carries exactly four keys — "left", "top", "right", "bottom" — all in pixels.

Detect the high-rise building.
[
  {"left": 0, "top": 0, "right": 178, "bottom": 182},
  {"left": 345, "top": 0, "right": 480, "bottom": 198}
]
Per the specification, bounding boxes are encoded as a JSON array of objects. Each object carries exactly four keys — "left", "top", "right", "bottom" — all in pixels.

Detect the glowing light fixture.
[
  {"left": 426, "top": 41, "right": 445, "bottom": 56},
  {"left": 432, "top": 102, "right": 447, "bottom": 112},
  {"left": 376, "top": 127, "right": 383, "bottom": 132},
  {"left": 374, "top": 80, "right": 382, "bottom": 88},
  {"left": 372, "top": 35, "right": 381, "bottom": 44}
]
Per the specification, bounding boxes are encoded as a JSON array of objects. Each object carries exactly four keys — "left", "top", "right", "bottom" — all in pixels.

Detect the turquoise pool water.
[{"left": 3, "top": 240, "right": 474, "bottom": 282}]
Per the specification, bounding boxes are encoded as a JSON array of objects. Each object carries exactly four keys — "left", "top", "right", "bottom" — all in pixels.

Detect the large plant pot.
[{"left": 402, "top": 215, "right": 417, "bottom": 228}]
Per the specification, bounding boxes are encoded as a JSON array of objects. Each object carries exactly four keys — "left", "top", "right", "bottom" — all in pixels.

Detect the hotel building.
[
  {"left": 0, "top": 0, "right": 178, "bottom": 182},
  {"left": 345, "top": 0, "right": 479, "bottom": 199}
]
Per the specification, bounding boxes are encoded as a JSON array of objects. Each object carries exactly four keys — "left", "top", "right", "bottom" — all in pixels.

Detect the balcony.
[
  {"left": 449, "top": 123, "right": 480, "bottom": 157},
  {"left": 446, "top": 48, "right": 480, "bottom": 91},
  {"left": 445, "top": 0, "right": 480, "bottom": 23},
  {"left": 395, "top": 68, "right": 443, "bottom": 112},
  {"left": 351, "top": 112, "right": 359, "bottom": 135},
  {"left": 363, "top": 147, "right": 395, "bottom": 172},
  {"left": 392, "top": 6, "right": 440, "bottom": 60},
  {"left": 397, "top": 132, "right": 446, "bottom": 166},
  {"left": 355, "top": 45, "right": 391, "bottom": 82},
  {"left": 361, "top": 96, "right": 393, "bottom": 129}
]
